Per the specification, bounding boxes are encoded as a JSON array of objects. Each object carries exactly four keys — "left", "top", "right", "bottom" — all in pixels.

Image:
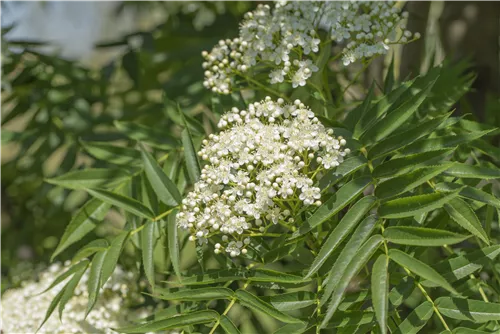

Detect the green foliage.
[{"left": 2, "top": 5, "right": 500, "bottom": 333}]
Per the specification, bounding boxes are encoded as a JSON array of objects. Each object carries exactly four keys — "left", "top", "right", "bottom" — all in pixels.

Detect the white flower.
[
  {"left": 179, "top": 97, "right": 349, "bottom": 256},
  {"left": 202, "top": 1, "right": 416, "bottom": 94},
  {"left": 1, "top": 263, "right": 143, "bottom": 334}
]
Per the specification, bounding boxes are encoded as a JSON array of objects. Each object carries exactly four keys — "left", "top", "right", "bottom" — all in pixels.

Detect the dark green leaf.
[
  {"left": 140, "top": 145, "right": 182, "bottom": 206},
  {"left": 321, "top": 235, "right": 383, "bottom": 328},
  {"left": 435, "top": 297, "right": 500, "bottom": 322},
  {"left": 235, "top": 290, "right": 302, "bottom": 324},
  {"left": 100, "top": 231, "right": 129, "bottom": 287},
  {"left": 393, "top": 301, "right": 433, "bottom": 334},
  {"left": 444, "top": 163, "right": 500, "bottom": 179},
  {"left": 435, "top": 182, "right": 500, "bottom": 209},
  {"left": 379, "top": 191, "right": 459, "bottom": 219},
  {"left": 86, "top": 188, "right": 155, "bottom": 220},
  {"left": 372, "top": 255, "right": 389, "bottom": 334},
  {"left": 58, "top": 262, "right": 88, "bottom": 319},
  {"left": 220, "top": 315, "right": 241, "bottom": 334},
  {"left": 321, "top": 216, "right": 379, "bottom": 306},
  {"left": 153, "top": 287, "right": 234, "bottom": 301},
  {"left": 181, "top": 128, "right": 201, "bottom": 184},
  {"left": 375, "top": 164, "right": 452, "bottom": 199},
  {"left": 292, "top": 176, "right": 372, "bottom": 238},
  {"left": 444, "top": 198, "right": 489, "bottom": 244},
  {"left": 306, "top": 196, "right": 377, "bottom": 278},
  {"left": 388, "top": 249, "right": 457, "bottom": 294},
  {"left": 319, "top": 155, "right": 367, "bottom": 190},
  {"left": 141, "top": 221, "right": 158, "bottom": 288},
  {"left": 52, "top": 199, "right": 111, "bottom": 261},
  {"left": 167, "top": 211, "right": 181, "bottom": 279},
  {"left": 384, "top": 227, "right": 471, "bottom": 246},
  {"left": 85, "top": 249, "right": 107, "bottom": 318},
  {"left": 117, "top": 310, "right": 219, "bottom": 333},
  {"left": 37, "top": 260, "right": 89, "bottom": 295},
  {"left": 324, "top": 311, "right": 375, "bottom": 328}
]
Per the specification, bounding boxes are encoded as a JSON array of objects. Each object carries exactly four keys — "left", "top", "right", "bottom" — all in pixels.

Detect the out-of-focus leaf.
[
  {"left": 115, "top": 121, "right": 178, "bottom": 150},
  {"left": 220, "top": 315, "right": 241, "bottom": 334},
  {"left": 81, "top": 141, "right": 141, "bottom": 166},
  {"left": 46, "top": 168, "right": 132, "bottom": 190}
]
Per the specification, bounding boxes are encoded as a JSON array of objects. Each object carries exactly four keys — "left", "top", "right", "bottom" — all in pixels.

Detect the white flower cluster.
[
  {"left": 1, "top": 263, "right": 143, "bottom": 334},
  {"left": 202, "top": 1, "right": 418, "bottom": 94},
  {"left": 176, "top": 98, "right": 349, "bottom": 257}
]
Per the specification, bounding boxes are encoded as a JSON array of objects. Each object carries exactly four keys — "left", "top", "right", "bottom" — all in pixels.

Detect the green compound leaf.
[
  {"left": 306, "top": 196, "right": 377, "bottom": 278},
  {"left": 140, "top": 145, "right": 182, "bottom": 206},
  {"left": 85, "top": 249, "right": 107, "bottom": 318},
  {"left": 86, "top": 188, "right": 155, "bottom": 220},
  {"left": 46, "top": 168, "right": 132, "bottom": 190},
  {"left": 435, "top": 297, "right": 500, "bottom": 323},
  {"left": 379, "top": 191, "right": 460, "bottom": 219},
  {"left": 368, "top": 113, "right": 452, "bottom": 159},
  {"left": 372, "top": 255, "right": 389, "bottom": 334},
  {"left": 220, "top": 315, "right": 241, "bottom": 334},
  {"left": 393, "top": 301, "right": 434, "bottom": 334},
  {"left": 167, "top": 210, "right": 182, "bottom": 280},
  {"left": 384, "top": 226, "right": 471, "bottom": 246},
  {"left": 321, "top": 215, "right": 379, "bottom": 306},
  {"left": 443, "top": 163, "right": 500, "bottom": 179},
  {"left": 444, "top": 198, "right": 489, "bottom": 244},
  {"left": 292, "top": 175, "right": 372, "bottom": 238},
  {"left": 52, "top": 198, "right": 111, "bottom": 261},
  {"left": 321, "top": 235, "right": 383, "bottom": 328},
  {"left": 375, "top": 164, "right": 452, "bottom": 199},
  {"left": 235, "top": 290, "right": 303, "bottom": 324},
  {"left": 116, "top": 310, "right": 220, "bottom": 333},
  {"left": 153, "top": 287, "right": 234, "bottom": 301},
  {"left": 422, "top": 245, "right": 500, "bottom": 287},
  {"left": 372, "top": 149, "right": 454, "bottom": 179},
  {"left": 435, "top": 182, "right": 500, "bottom": 209},
  {"left": 388, "top": 249, "right": 458, "bottom": 294},
  {"left": 141, "top": 220, "right": 158, "bottom": 288}
]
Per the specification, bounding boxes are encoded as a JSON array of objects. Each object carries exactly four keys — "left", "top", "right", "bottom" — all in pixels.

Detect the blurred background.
[{"left": 1, "top": 1, "right": 499, "bottom": 292}]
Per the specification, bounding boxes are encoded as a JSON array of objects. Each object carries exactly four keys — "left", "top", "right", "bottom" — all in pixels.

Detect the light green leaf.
[
  {"left": 388, "top": 249, "right": 457, "bottom": 294},
  {"left": 140, "top": 145, "right": 181, "bottom": 206},
  {"left": 46, "top": 168, "right": 131, "bottom": 190},
  {"left": 344, "top": 81, "right": 377, "bottom": 131},
  {"left": 292, "top": 176, "right": 372, "bottom": 238},
  {"left": 436, "top": 297, "right": 500, "bottom": 322},
  {"left": 435, "top": 182, "right": 500, "bottom": 209},
  {"left": 220, "top": 315, "right": 241, "bottom": 334},
  {"left": 368, "top": 114, "right": 451, "bottom": 159},
  {"left": 181, "top": 128, "right": 201, "bottom": 184},
  {"left": 235, "top": 290, "right": 302, "bottom": 324},
  {"left": 37, "top": 284, "right": 66, "bottom": 332},
  {"left": 52, "top": 198, "right": 111, "bottom": 261},
  {"left": 100, "top": 231, "right": 129, "bottom": 288},
  {"left": 444, "top": 198, "right": 489, "bottom": 244},
  {"left": 372, "top": 255, "right": 389, "bottom": 334},
  {"left": 379, "top": 191, "right": 459, "bottom": 219},
  {"left": 81, "top": 141, "right": 141, "bottom": 165},
  {"left": 273, "top": 323, "right": 308, "bottom": 334},
  {"left": 141, "top": 221, "right": 157, "bottom": 288},
  {"left": 116, "top": 310, "right": 219, "bottom": 333},
  {"left": 167, "top": 211, "right": 181, "bottom": 279},
  {"left": 85, "top": 249, "right": 107, "bottom": 318},
  {"left": 306, "top": 196, "right": 377, "bottom": 278},
  {"left": 321, "top": 216, "right": 378, "bottom": 306},
  {"left": 153, "top": 287, "right": 234, "bottom": 301},
  {"left": 444, "top": 163, "right": 500, "bottom": 179},
  {"left": 422, "top": 245, "right": 500, "bottom": 287},
  {"left": 384, "top": 227, "right": 471, "bottom": 246},
  {"left": 269, "top": 291, "right": 316, "bottom": 311},
  {"left": 321, "top": 235, "right": 383, "bottom": 328},
  {"left": 398, "top": 130, "right": 494, "bottom": 156},
  {"left": 86, "top": 188, "right": 155, "bottom": 220},
  {"left": 453, "top": 328, "right": 491, "bottom": 334},
  {"left": 58, "top": 261, "right": 88, "bottom": 319},
  {"left": 114, "top": 121, "right": 178, "bottom": 150},
  {"left": 72, "top": 239, "right": 109, "bottom": 263},
  {"left": 323, "top": 311, "right": 375, "bottom": 328},
  {"left": 372, "top": 149, "right": 454, "bottom": 179},
  {"left": 393, "top": 301, "right": 433, "bottom": 334},
  {"left": 375, "top": 164, "right": 452, "bottom": 199},
  {"left": 360, "top": 78, "right": 436, "bottom": 145}
]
